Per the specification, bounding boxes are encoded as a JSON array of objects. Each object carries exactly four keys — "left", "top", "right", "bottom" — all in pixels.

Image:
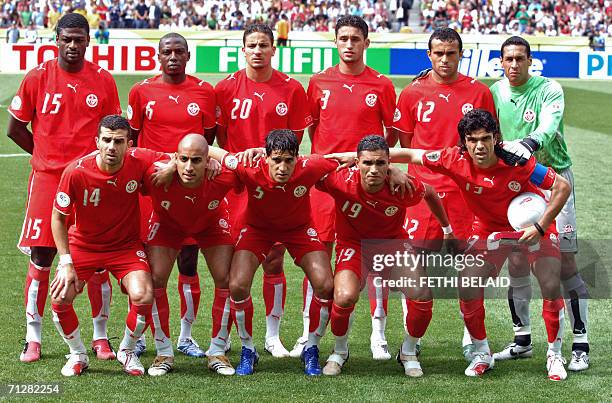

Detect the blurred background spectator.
[{"left": 0, "top": 0, "right": 608, "bottom": 42}]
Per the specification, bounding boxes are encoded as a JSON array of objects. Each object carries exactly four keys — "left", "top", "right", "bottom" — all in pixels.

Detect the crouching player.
[
  {"left": 50, "top": 115, "right": 169, "bottom": 376},
  {"left": 320, "top": 135, "right": 453, "bottom": 377},
  {"left": 388, "top": 109, "right": 571, "bottom": 380},
  {"left": 142, "top": 134, "right": 236, "bottom": 376}
]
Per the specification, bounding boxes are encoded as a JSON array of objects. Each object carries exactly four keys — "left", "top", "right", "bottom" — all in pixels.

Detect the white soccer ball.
[{"left": 507, "top": 192, "right": 547, "bottom": 231}]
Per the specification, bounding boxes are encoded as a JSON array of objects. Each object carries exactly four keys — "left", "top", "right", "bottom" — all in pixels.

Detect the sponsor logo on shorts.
[
  {"left": 56, "top": 192, "right": 71, "bottom": 208},
  {"left": 208, "top": 200, "right": 220, "bottom": 210},
  {"left": 307, "top": 227, "right": 318, "bottom": 237},
  {"left": 393, "top": 107, "right": 401, "bottom": 122},
  {"left": 365, "top": 93, "right": 378, "bottom": 107},
  {"left": 187, "top": 102, "right": 200, "bottom": 116},
  {"left": 219, "top": 218, "right": 229, "bottom": 229},
  {"left": 276, "top": 102, "right": 288, "bottom": 116},
  {"left": 523, "top": 109, "right": 536, "bottom": 123},
  {"left": 136, "top": 250, "right": 146, "bottom": 258},
  {"left": 461, "top": 103, "right": 474, "bottom": 115},
  {"left": 11, "top": 95, "right": 22, "bottom": 110},
  {"left": 425, "top": 151, "right": 441, "bottom": 162},
  {"left": 563, "top": 224, "right": 574, "bottom": 233},
  {"left": 126, "top": 105, "right": 133, "bottom": 120},
  {"left": 508, "top": 181, "right": 521, "bottom": 192},
  {"left": 385, "top": 206, "right": 399, "bottom": 216},
  {"left": 86, "top": 94, "right": 98, "bottom": 108},
  {"left": 293, "top": 185, "right": 307, "bottom": 198},
  {"left": 224, "top": 155, "right": 238, "bottom": 170},
  {"left": 161, "top": 200, "right": 171, "bottom": 210},
  {"left": 125, "top": 180, "right": 138, "bottom": 193}
]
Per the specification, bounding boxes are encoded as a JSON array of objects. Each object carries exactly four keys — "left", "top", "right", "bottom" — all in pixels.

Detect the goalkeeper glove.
[{"left": 497, "top": 137, "right": 540, "bottom": 166}]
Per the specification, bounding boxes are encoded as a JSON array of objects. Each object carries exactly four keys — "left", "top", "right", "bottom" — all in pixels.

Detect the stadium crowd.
[{"left": 420, "top": 0, "right": 612, "bottom": 40}]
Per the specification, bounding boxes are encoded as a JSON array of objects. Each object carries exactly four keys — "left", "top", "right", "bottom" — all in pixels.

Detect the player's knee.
[
  {"left": 177, "top": 246, "right": 199, "bottom": 276},
  {"left": 406, "top": 286, "right": 432, "bottom": 301},
  {"left": 229, "top": 278, "right": 250, "bottom": 301},
  {"left": 313, "top": 276, "right": 334, "bottom": 300},
  {"left": 30, "top": 247, "right": 57, "bottom": 267},
  {"left": 150, "top": 271, "right": 169, "bottom": 289},
  {"left": 507, "top": 254, "right": 530, "bottom": 276},
  {"left": 560, "top": 252, "right": 578, "bottom": 279},
  {"left": 334, "top": 287, "right": 358, "bottom": 307},
  {"left": 262, "top": 255, "right": 284, "bottom": 274},
  {"left": 212, "top": 272, "right": 229, "bottom": 289},
  {"left": 51, "top": 293, "right": 75, "bottom": 306},
  {"left": 128, "top": 282, "right": 153, "bottom": 305}
]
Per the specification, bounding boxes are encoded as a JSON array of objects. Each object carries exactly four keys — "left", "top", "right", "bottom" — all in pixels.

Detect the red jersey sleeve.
[
  {"left": 420, "top": 148, "right": 458, "bottom": 177},
  {"left": 8, "top": 69, "right": 38, "bottom": 123},
  {"left": 306, "top": 77, "right": 321, "bottom": 122},
  {"left": 380, "top": 79, "right": 397, "bottom": 128},
  {"left": 402, "top": 177, "right": 426, "bottom": 207},
  {"left": 288, "top": 83, "right": 313, "bottom": 131},
  {"left": 305, "top": 154, "right": 340, "bottom": 180},
  {"left": 212, "top": 168, "right": 241, "bottom": 189},
  {"left": 393, "top": 86, "right": 416, "bottom": 134},
  {"left": 214, "top": 79, "right": 229, "bottom": 127},
  {"left": 127, "top": 84, "right": 143, "bottom": 131},
  {"left": 54, "top": 165, "right": 76, "bottom": 215},
  {"left": 102, "top": 71, "right": 122, "bottom": 116},
  {"left": 200, "top": 81, "right": 217, "bottom": 129}
]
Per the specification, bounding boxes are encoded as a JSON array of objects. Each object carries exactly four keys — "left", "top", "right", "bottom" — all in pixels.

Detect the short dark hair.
[
  {"left": 159, "top": 32, "right": 188, "bottom": 51},
  {"left": 265, "top": 129, "right": 299, "bottom": 157},
  {"left": 243, "top": 23, "right": 274, "bottom": 46},
  {"left": 428, "top": 28, "right": 462, "bottom": 52},
  {"left": 335, "top": 15, "right": 369, "bottom": 39},
  {"left": 457, "top": 109, "right": 501, "bottom": 149},
  {"left": 56, "top": 13, "right": 90, "bottom": 37},
  {"left": 501, "top": 36, "right": 531, "bottom": 58},
  {"left": 98, "top": 114, "right": 131, "bottom": 136},
  {"left": 357, "top": 135, "right": 389, "bottom": 155}
]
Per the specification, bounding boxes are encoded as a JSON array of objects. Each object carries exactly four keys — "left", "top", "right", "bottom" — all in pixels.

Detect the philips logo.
[{"left": 458, "top": 49, "right": 544, "bottom": 78}]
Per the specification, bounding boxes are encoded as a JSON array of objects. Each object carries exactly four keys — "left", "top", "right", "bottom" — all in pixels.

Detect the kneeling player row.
[{"left": 50, "top": 111, "right": 571, "bottom": 380}]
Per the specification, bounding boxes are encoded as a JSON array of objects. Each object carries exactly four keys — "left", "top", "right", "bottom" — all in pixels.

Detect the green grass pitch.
[{"left": 0, "top": 74, "right": 610, "bottom": 402}]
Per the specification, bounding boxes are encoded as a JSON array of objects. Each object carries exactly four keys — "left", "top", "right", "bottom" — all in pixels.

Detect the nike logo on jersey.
[
  {"left": 439, "top": 93, "right": 451, "bottom": 102},
  {"left": 483, "top": 176, "right": 495, "bottom": 185},
  {"left": 254, "top": 92, "right": 265, "bottom": 101},
  {"left": 168, "top": 95, "right": 180, "bottom": 104},
  {"left": 67, "top": 83, "right": 78, "bottom": 93},
  {"left": 185, "top": 196, "right": 196, "bottom": 203},
  {"left": 366, "top": 200, "right": 378, "bottom": 208},
  {"left": 107, "top": 178, "right": 118, "bottom": 187},
  {"left": 343, "top": 84, "right": 355, "bottom": 93}
]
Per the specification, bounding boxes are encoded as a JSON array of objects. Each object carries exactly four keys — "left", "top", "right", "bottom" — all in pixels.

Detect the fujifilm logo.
[
  {"left": 458, "top": 49, "right": 544, "bottom": 78},
  {"left": 218, "top": 47, "right": 338, "bottom": 73}
]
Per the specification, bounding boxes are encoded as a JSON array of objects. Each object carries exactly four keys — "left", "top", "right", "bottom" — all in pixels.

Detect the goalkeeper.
[{"left": 490, "top": 35, "right": 589, "bottom": 372}]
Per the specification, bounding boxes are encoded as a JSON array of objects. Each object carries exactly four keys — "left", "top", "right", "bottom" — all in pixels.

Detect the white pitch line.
[{"left": 0, "top": 153, "right": 29, "bottom": 157}]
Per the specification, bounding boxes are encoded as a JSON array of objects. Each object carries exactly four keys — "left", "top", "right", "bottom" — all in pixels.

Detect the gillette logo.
[{"left": 459, "top": 49, "right": 545, "bottom": 78}]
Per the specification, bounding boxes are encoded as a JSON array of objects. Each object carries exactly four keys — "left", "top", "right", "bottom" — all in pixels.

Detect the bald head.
[{"left": 176, "top": 134, "right": 209, "bottom": 188}]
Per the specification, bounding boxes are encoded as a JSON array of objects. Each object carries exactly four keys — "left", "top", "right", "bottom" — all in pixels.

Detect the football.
[{"left": 507, "top": 192, "right": 548, "bottom": 231}]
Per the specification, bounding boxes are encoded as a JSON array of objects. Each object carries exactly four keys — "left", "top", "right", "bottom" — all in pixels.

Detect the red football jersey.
[
  {"left": 215, "top": 69, "right": 312, "bottom": 152},
  {"left": 307, "top": 65, "right": 396, "bottom": 154},
  {"left": 8, "top": 59, "right": 121, "bottom": 174},
  {"left": 421, "top": 147, "right": 557, "bottom": 233},
  {"left": 317, "top": 167, "right": 426, "bottom": 241},
  {"left": 221, "top": 154, "right": 338, "bottom": 230},
  {"left": 54, "top": 148, "right": 165, "bottom": 251},
  {"left": 393, "top": 73, "right": 496, "bottom": 192},
  {"left": 127, "top": 74, "right": 216, "bottom": 152},
  {"left": 142, "top": 168, "right": 234, "bottom": 235}
]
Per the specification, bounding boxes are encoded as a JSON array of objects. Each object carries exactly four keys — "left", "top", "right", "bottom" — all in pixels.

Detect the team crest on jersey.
[
  {"left": 276, "top": 102, "right": 288, "bottom": 116},
  {"left": 224, "top": 155, "right": 239, "bottom": 170},
  {"left": 523, "top": 109, "right": 536, "bottom": 123},
  {"left": 393, "top": 108, "right": 401, "bottom": 122},
  {"left": 365, "top": 93, "right": 378, "bottom": 107},
  {"left": 126, "top": 105, "right": 133, "bottom": 120},
  {"left": 125, "top": 180, "right": 138, "bottom": 193},
  {"left": 385, "top": 206, "right": 399, "bottom": 216},
  {"left": 11, "top": 95, "right": 22, "bottom": 110},
  {"left": 187, "top": 102, "right": 200, "bottom": 116},
  {"left": 56, "top": 192, "right": 71, "bottom": 208},
  {"left": 461, "top": 103, "right": 474, "bottom": 115},
  {"left": 293, "top": 185, "right": 307, "bottom": 198},
  {"left": 161, "top": 200, "right": 171, "bottom": 210},
  {"left": 508, "top": 181, "right": 521, "bottom": 192},
  {"left": 425, "top": 151, "right": 441, "bottom": 162},
  {"left": 86, "top": 94, "right": 98, "bottom": 108},
  {"left": 208, "top": 200, "right": 220, "bottom": 210},
  {"left": 219, "top": 218, "right": 229, "bottom": 229},
  {"left": 307, "top": 227, "right": 318, "bottom": 237},
  {"left": 136, "top": 250, "right": 146, "bottom": 258}
]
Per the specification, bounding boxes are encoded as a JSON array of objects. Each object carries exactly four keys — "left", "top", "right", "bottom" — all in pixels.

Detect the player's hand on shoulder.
[
  {"left": 388, "top": 166, "right": 415, "bottom": 198},
  {"left": 236, "top": 147, "right": 266, "bottom": 167},
  {"left": 151, "top": 155, "right": 177, "bottom": 191},
  {"left": 50, "top": 263, "right": 81, "bottom": 300},
  {"left": 496, "top": 138, "right": 539, "bottom": 166},
  {"left": 324, "top": 152, "right": 356, "bottom": 170},
  {"left": 206, "top": 158, "right": 222, "bottom": 179},
  {"left": 518, "top": 225, "right": 542, "bottom": 245}
]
